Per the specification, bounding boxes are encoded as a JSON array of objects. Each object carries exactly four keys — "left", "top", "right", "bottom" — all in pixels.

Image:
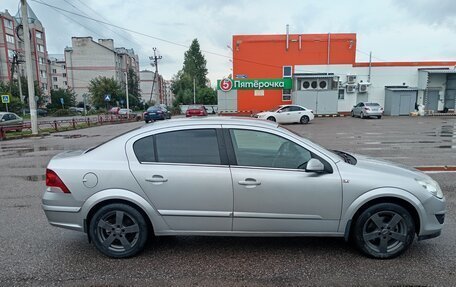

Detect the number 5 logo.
[{"left": 220, "top": 78, "right": 233, "bottom": 92}]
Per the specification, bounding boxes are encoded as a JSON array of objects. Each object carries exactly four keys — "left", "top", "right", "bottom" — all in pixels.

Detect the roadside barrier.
[{"left": 0, "top": 114, "right": 141, "bottom": 140}]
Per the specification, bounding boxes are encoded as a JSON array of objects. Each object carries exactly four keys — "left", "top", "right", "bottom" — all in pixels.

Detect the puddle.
[
  {"left": 12, "top": 175, "right": 46, "bottom": 181},
  {"left": 53, "top": 134, "right": 100, "bottom": 139},
  {"left": 0, "top": 145, "right": 65, "bottom": 156}
]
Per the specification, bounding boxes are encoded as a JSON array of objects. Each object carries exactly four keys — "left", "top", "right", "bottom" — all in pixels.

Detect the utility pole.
[
  {"left": 125, "top": 71, "right": 129, "bottom": 117},
  {"left": 21, "top": 0, "right": 38, "bottom": 135},
  {"left": 368, "top": 51, "right": 372, "bottom": 83},
  {"left": 148, "top": 47, "right": 162, "bottom": 104}
]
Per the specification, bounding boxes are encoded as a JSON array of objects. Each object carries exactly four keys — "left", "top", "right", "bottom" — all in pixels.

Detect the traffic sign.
[
  {"left": 1, "top": 94, "right": 10, "bottom": 104},
  {"left": 104, "top": 94, "right": 111, "bottom": 101}
]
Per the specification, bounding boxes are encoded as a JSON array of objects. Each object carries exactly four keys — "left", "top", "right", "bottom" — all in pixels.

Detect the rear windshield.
[{"left": 365, "top": 103, "right": 380, "bottom": 106}]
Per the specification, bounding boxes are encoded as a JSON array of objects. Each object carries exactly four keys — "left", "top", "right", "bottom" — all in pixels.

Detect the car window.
[
  {"left": 3, "top": 114, "right": 11, "bottom": 121},
  {"left": 280, "top": 107, "right": 291, "bottom": 112},
  {"left": 359, "top": 103, "right": 364, "bottom": 107},
  {"left": 133, "top": 136, "right": 155, "bottom": 163},
  {"left": 290, "top": 106, "right": 304, "bottom": 111},
  {"left": 155, "top": 129, "right": 221, "bottom": 165},
  {"left": 229, "top": 129, "right": 312, "bottom": 169},
  {"left": 9, "top": 114, "right": 16, "bottom": 120}
]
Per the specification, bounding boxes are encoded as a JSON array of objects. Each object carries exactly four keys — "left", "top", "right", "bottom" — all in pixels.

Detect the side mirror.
[
  {"left": 277, "top": 110, "right": 282, "bottom": 113},
  {"left": 305, "top": 158, "right": 325, "bottom": 173}
]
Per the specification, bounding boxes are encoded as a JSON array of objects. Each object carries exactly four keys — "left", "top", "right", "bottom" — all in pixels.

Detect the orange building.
[{"left": 218, "top": 33, "right": 456, "bottom": 115}]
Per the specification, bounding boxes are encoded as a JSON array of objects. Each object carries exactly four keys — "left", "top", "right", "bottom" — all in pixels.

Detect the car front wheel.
[
  {"left": 354, "top": 203, "right": 415, "bottom": 259},
  {"left": 267, "top": 116, "right": 276, "bottom": 122},
  {"left": 89, "top": 203, "right": 149, "bottom": 258}
]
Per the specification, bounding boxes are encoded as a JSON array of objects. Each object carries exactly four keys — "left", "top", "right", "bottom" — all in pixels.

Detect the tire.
[
  {"left": 89, "top": 203, "right": 149, "bottom": 258},
  {"left": 267, "top": 116, "right": 276, "bottom": 122},
  {"left": 377, "top": 116, "right": 382, "bottom": 119},
  {"left": 300, "top": 115, "right": 309, "bottom": 124},
  {"left": 351, "top": 111, "right": 355, "bottom": 117},
  {"left": 353, "top": 203, "right": 415, "bottom": 259},
  {"left": 145, "top": 120, "right": 149, "bottom": 124}
]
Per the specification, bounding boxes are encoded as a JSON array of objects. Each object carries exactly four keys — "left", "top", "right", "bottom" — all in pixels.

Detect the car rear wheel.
[
  {"left": 89, "top": 203, "right": 148, "bottom": 258},
  {"left": 377, "top": 116, "right": 382, "bottom": 119},
  {"left": 354, "top": 203, "right": 415, "bottom": 259},
  {"left": 267, "top": 116, "right": 276, "bottom": 122},
  {"left": 300, "top": 115, "right": 310, "bottom": 124}
]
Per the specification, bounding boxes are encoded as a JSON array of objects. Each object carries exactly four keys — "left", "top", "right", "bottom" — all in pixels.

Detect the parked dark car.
[
  {"left": 143, "top": 106, "right": 168, "bottom": 123},
  {"left": 186, "top": 105, "right": 207, "bottom": 117},
  {"left": 24, "top": 108, "right": 48, "bottom": 117},
  {"left": 157, "top": 104, "right": 172, "bottom": 119}
]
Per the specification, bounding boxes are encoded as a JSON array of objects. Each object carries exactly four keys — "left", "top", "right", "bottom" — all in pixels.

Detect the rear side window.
[
  {"left": 133, "top": 136, "right": 155, "bottom": 162},
  {"left": 155, "top": 129, "right": 221, "bottom": 165}
]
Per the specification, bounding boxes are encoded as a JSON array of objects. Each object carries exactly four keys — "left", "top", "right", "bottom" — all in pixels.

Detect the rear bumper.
[
  {"left": 145, "top": 114, "right": 165, "bottom": 121},
  {"left": 364, "top": 111, "right": 383, "bottom": 116},
  {"left": 42, "top": 190, "right": 84, "bottom": 232}
]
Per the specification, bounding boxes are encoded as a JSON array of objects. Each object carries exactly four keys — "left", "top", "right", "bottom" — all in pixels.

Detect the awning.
[
  {"left": 419, "top": 69, "right": 456, "bottom": 74},
  {"left": 293, "top": 74, "right": 337, "bottom": 79},
  {"left": 385, "top": 87, "right": 420, "bottom": 91}
]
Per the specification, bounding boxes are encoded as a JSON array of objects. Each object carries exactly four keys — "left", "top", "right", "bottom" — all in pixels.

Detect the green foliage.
[
  {"left": 47, "top": 88, "right": 77, "bottom": 110},
  {"left": 127, "top": 68, "right": 142, "bottom": 109},
  {"left": 171, "top": 39, "right": 216, "bottom": 106},
  {"left": 51, "top": 109, "right": 79, "bottom": 117},
  {"left": 0, "top": 77, "right": 45, "bottom": 112},
  {"left": 88, "top": 77, "right": 124, "bottom": 108}
]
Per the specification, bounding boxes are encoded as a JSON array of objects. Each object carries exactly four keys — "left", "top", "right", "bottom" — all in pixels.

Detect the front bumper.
[{"left": 418, "top": 195, "right": 446, "bottom": 240}]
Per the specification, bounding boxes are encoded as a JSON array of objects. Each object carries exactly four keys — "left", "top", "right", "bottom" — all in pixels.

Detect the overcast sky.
[{"left": 4, "top": 0, "right": 456, "bottom": 86}]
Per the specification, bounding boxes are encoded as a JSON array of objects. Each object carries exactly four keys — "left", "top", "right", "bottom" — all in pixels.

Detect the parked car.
[
  {"left": 0, "top": 112, "right": 23, "bottom": 131},
  {"left": 24, "top": 108, "right": 48, "bottom": 117},
  {"left": 143, "top": 106, "right": 169, "bottom": 123},
  {"left": 156, "top": 104, "right": 172, "bottom": 119},
  {"left": 254, "top": 104, "right": 314, "bottom": 124},
  {"left": 186, "top": 105, "right": 208, "bottom": 117},
  {"left": 108, "top": 107, "right": 121, "bottom": 115},
  {"left": 351, "top": 102, "right": 384, "bottom": 119},
  {"left": 69, "top": 107, "right": 84, "bottom": 114},
  {"left": 42, "top": 117, "right": 445, "bottom": 259}
]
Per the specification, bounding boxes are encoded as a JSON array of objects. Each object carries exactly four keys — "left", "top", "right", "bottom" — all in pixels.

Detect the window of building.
[
  {"left": 62, "top": 65, "right": 65, "bottom": 69},
  {"left": 63, "top": 81, "right": 67, "bottom": 85},
  {"left": 52, "top": 77, "right": 58, "bottom": 82},
  {"left": 133, "top": 136, "right": 155, "bottom": 163},
  {"left": 283, "top": 66, "right": 292, "bottom": 78},
  {"left": 3, "top": 19, "right": 13, "bottom": 29},
  {"left": 36, "top": 31, "right": 43, "bottom": 39},
  {"left": 53, "top": 85, "right": 58, "bottom": 89},
  {"left": 40, "top": 70, "right": 46, "bottom": 78},
  {"left": 155, "top": 129, "right": 221, "bottom": 165},
  {"left": 37, "top": 44, "right": 45, "bottom": 53},
  {"left": 39, "top": 57, "right": 45, "bottom": 65},
  {"left": 7, "top": 49, "right": 15, "bottom": 59},
  {"left": 6, "top": 34, "right": 15, "bottom": 44},
  {"left": 229, "top": 129, "right": 311, "bottom": 169},
  {"left": 282, "top": 89, "right": 291, "bottom": 101},
  {"left": 338, "top": 89, "right": 345, "bottom": 100},
  {"left": 63, "top": 73, "right": 67, "bottom": 77},
  {"left": 52, "top": 69, "right": 57, "bottom": 74},
  {"left": 42, "top": 83, "right": 47, "bottom": 90}
]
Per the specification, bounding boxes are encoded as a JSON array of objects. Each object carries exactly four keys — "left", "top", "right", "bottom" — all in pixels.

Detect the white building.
[{"left": 48, "top": 54, "right": 67, "bottom": 91}]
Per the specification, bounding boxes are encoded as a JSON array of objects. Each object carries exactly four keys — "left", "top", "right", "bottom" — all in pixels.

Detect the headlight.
[{"left": 415, "top": 178, "right": 444, "bottom": 199}]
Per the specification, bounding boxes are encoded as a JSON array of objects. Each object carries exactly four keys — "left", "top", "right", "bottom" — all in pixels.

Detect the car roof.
[{"left": 138, "top": 117, "right": 278, "bottom": 132}]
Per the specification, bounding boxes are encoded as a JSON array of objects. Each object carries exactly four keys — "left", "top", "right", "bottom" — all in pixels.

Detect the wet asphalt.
[{"left": 0, "top": 116, "right": 455, "bottom": 286}]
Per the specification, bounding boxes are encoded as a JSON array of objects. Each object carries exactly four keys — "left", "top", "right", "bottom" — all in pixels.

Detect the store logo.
[{"left": 219, "top": 78, "right": 233, "bottom": 92}]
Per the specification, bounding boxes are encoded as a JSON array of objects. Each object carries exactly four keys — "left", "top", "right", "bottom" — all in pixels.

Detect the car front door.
[
  {"left": 127, "top": 126, "right": 234, "bottom": 232},
  {"left": 275, "top": 106, "right": 292, "bottom": 123},
  {"left": 224, "top": 126, "right": 342, "bottom": 233}
]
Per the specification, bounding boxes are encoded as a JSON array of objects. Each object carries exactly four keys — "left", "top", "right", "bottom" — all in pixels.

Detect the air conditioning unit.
[
  {"left": 347, "top": 74, "right": 357, "bottom": 84},
  {"left": 301, "top": 80, "right": 311, "bottom": 90},
  {"left": 346, "top": 84, "right": 356, "bottom": 93},
  {"left": 317, "top": 79, "right": 328, "bottom": 90},
  {"left": 358, "top": 83, "right": 370, "bottom": 93}
]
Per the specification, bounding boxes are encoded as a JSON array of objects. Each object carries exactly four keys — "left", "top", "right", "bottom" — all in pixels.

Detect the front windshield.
[{"left": 269, "top": 106, "right": 282, "bottom": 112}]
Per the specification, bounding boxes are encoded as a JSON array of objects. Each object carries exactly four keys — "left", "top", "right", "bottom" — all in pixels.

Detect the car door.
[
  {"left": 357, "top": 103, "right": 364, "bottom": 116},
  {"left": 127, "top": 125, "right": 234, "bottom": 232},
  {"left": 224, "top": 126, "right": 343, "bottom": 233},
  {"left": 289, "top": 106, "right": 306, "bottom": 122},
  {"left": 275, "top": 106, "right": 292, "bottom": 123}
]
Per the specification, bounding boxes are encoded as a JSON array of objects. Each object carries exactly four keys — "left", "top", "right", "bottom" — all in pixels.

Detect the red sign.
[{"left": 219, "top": 78, "right": 233, "bottom": 92}]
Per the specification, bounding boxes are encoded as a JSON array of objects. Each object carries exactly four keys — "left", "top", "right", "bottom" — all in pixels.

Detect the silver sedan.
[
  {"left": 42, "top": 117, "right": 445, "bottom": 259},
  {"left": 351, "top": 102, "right": 384, "bottom": 119}
]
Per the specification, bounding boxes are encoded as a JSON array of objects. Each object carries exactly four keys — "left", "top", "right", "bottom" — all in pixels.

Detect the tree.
[
  {"left": 88, "top": 77, "right": 124, "bottom": 108},
  {"left": 47, "top": 88, "right": 76, "bottom": 110},
  {"left": 0, "top": 77, "right": 45, "bottom": 113},
  {"left": 171, "top": 38, "right": 216, "bottom": 106},
  {"left": 127, "top": 68, "right": 142, "bottom": 109}
]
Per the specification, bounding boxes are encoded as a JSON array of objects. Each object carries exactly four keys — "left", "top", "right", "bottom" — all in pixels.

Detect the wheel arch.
[{"left": 341, "top": 189, "right": 424, "bottom": 241}]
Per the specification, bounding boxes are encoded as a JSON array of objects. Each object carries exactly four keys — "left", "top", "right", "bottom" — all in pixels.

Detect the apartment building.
[
  {"left": 64, "top": 37, "right": 139, "bottom": 102},
  {"left": 48, "top": 54, "right": 67, "bottom": 90},
  {"left": 0, "top": 7, "right": 50, "bottom": 98}
]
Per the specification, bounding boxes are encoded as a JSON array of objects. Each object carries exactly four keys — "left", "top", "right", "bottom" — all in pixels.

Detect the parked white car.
[{"left": 254, "top": 105, "right": 314, "bottom": 124}]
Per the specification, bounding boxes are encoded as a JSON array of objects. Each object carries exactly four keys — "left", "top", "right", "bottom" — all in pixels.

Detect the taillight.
[
  {"left": 46, "top": 169, "right": 70, "bottom": 193},
  {"left": 364, "top": 107, "right": 370, "bottom": 111}
]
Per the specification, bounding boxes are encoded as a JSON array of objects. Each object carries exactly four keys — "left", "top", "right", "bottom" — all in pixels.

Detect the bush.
[{"left": 51, "top": 109, "right": 79, "bottom": 117}]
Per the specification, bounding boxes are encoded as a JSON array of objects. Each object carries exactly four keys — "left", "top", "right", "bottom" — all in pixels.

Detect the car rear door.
[
  {"left": 126, "top": 125, "right": 234, "bottom": 232},
  {"left": 223, "top": 126, "right": 342, "bottom": 233}
]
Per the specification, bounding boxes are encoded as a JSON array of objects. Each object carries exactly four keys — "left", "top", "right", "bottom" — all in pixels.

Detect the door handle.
[
  {"left": 145, "top": 175, "right": 168, "bottom": 183},
  {"left": 238, "top": 178, "right": 261, "bottom": 187}
]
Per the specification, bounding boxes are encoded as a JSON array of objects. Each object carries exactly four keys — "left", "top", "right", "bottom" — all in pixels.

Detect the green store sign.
[{"left": 218, "top": 78, "right": 292, "bottom": 91}]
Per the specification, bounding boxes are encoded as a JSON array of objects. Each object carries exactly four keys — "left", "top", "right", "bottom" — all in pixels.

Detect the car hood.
[{"left": 352, "top": 153, "right": 430, "bottom": 180}]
